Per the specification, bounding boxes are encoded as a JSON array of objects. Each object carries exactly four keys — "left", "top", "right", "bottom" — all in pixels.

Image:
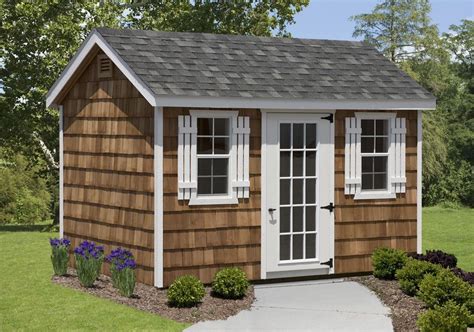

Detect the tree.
[{"left": 351, "top": 0, "right": 439, "bottom": 62}]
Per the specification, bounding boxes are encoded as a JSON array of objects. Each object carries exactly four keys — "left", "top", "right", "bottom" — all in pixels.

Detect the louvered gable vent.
[{"left": 97, "top": 54, "right": 112, "bottom": 78}]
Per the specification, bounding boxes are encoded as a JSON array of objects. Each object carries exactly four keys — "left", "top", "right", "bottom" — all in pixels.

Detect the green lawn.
[
  {"left": 0, "top": 225, "right": 188, "bottom": 331},
  {"left": 423, "top": 206, "right": 474, "bottom": 271}
]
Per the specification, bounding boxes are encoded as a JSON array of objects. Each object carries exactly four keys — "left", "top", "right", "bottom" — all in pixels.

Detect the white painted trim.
[
  {"left": 189, "top": 196, "right": 238, "bottom": 206},
  {"left": 328, "top": 112, "right": 335, "bottom": 274},
  {"left": 156, "top": 96, "right": 436, "bottom": 110},
  {"left": 355, "top": 112, "right": 397, "bottom": 120},
  {"left": 154, "top": 107, "right": 164, "bottom": 288},
  {"left": 354, "top": 191, "right": 397, "bottom": 200},
  {"left": 59, "top": 105, "right": 64, "bottom": 238},
  {"left": 266, "top": 267, "right": 330, "bottom": 279},
  {"left": 260, "top": 110, "right": 268, "bottom": 279},
  {"left": 417, "top": 110, "right": 423, "bottom": 254},
  {"left": 46, "top": 31, "right": 156, "bottom": 108}
]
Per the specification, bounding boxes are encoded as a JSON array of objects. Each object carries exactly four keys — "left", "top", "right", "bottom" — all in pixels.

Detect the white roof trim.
[
  {"left": 46, "top": 30, "right": 157, "bottom": 108},
  {"left": 155, "top": 95, "right": 436, "bottom": 110}
]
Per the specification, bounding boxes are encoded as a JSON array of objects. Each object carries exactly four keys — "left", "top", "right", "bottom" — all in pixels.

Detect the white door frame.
[{"left": 260, "top": 109, "right": 335, "bottom": 279}]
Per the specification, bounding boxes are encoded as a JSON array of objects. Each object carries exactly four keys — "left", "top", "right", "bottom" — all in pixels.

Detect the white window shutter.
[
  {"left": 345, "top": 117, "right": 361, "bottom": 195},
  {"left": 178, "top": 115, "right": 197, "bottom": 200},
  {"left": 391, "top": 118, "right": 407, "bottom": 193},
  {"left": 232, "top": 116, "right": 251, "bottom": 198}
]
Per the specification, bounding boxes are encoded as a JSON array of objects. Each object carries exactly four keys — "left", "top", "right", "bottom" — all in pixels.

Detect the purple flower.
[
  {"left": 50, "top": 238, "right": 71, "bottom": 248},
  {"left": 106, "top": 247, "right": 136, "bottom": 270},
  {"left": 74, "top": 240, "right": 104, "bottom": 260}
]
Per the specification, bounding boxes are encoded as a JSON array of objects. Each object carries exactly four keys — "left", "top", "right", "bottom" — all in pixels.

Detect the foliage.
[
  {"left": 0, "top": 228, "right": 187, "bottom": 331},
  {"left": 49, "top": 238, "right": 71, "bottom": 276},
  {"left": 450, "top": 267, "right": 474, "bottom": 285},
  {"left": 417, "top": 269, "right": 474, "bottom": 311},
  {"left": 395, "top": 258, "right": 440, "bottom": 296},
  {"left": 167, "top": 275, "right": 205, "bottom": 308},
  {"left": 0, "top": 152, "right": 51, "bottom": 224},
  {"left": 106, "top": 247, "right": 136, "bottom": 297},
  {"left": 74, "top": 240, "right": 104, "bottom": 288},
  {"left": 212, "top": 268, "right": 249, "bottom": 299},
  {"left": 409, "top": 250, "right": 457, "bottom": 269},
  {"left": 372, "top": 247, "right": 408, "bottom": 279},
  {"left": 417, "top": 301, "right": 473, "bottom": 332}
]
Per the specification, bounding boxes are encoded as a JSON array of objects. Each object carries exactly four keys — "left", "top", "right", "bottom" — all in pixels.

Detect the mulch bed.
[
  {"left": 52, "top": 268, "right": 255, "bottom": 323},
  {"left": 349, "top": 276, "right": 426, "bottom": 332}
]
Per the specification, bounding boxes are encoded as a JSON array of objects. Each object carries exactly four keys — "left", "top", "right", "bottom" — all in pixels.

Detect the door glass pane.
[
  {"left": 292, "top": 207, "right": 303, "bottom": 232},
  {"left": 280, "top": 179, "right": 290, "bottom": 205},
  {"left": 305, "top": 234, "right": 316, "bottom": 259},
  {"left": 280, "top": 207, "right": 291, "bottom": 233},
  {"left": 292, "top": 234, "right": 303, "bottom": 259},
  {"left": 293, "top": 124, "right": 304, "bottom": 148},
  {"left": 306, "top": 124, "right": 316, "bottom": 149},
  {"left": 292, "top": 179, "right": 303, "bottom": 204},
  {"left": 280, "top": 235, "right": 290, "bottom": 260},
  {"left": 306, "top": 151, "right": 316, "bottom": 176},
  {"left": 305, "top": 206, "right": 316, "bottom": 231},
  {"left": 280, "top": 124, "right": 291, "bottom": 149},
  {"left": 305, "top": 179, "right": 316, "bottom": 204},
  {"left": 280, "top": 151, "right": 291, "bottom": 177},
  {"left": 293, "top": 151, "right": 304, "bottom": 176}
]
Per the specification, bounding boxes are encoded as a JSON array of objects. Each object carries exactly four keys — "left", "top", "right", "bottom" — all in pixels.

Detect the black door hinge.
[
  {"left": 322, "top": 114, "right": 333, "bottom": 123},
  {"left": 321, "top": 202, "right": 335, "bottom": 213},
  {"left": 321, "top": 258, "right": 333, "bottom": 268}
]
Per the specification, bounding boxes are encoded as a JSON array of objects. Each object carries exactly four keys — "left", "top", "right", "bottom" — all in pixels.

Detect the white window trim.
[
  {"left": 354, "top": 112, "right": 397, "bottom": 200},
  {"left": 188, "top": 110, "right": 239, "bottom": 206}
]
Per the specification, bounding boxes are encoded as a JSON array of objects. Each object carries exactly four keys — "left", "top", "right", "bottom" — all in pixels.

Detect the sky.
[{"left": 288, "top": 0, "right": 474, "bottom": 40}]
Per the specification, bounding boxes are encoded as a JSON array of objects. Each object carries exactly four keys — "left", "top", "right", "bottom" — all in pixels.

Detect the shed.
[{"left": 46, "top": 28, "right": 435, "bottom": 288}]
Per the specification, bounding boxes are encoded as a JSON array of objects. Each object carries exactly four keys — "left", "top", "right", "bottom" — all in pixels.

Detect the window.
[
  {"left": 177, "top": 110, "right": 250, "bottom": 205},
  {"left": 345, "top": 112, "right": 407, "bottom": 200},
  {"left": 197, "top": 118, "right": 230, "bottom": 195},
  {"left": 361, "top": 119, "right": 389, "bottom": 191}
]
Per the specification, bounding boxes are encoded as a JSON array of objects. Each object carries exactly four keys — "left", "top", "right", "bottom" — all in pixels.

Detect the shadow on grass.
[{"left": 0, "top": 223, "right": 58, "bottom": 233}]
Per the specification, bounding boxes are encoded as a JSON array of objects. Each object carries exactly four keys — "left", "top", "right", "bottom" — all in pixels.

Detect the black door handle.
[
  {"left": 321, "top": 203, "right": 335, "bottom": 213},
  {"left": 268, "top": 208, "right": 276, "bottom": 213}
]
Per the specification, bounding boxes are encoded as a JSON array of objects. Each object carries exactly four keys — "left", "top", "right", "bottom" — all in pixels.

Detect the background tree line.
[{"left": 0, "top": 0, "right": 471, "bottom": 224}]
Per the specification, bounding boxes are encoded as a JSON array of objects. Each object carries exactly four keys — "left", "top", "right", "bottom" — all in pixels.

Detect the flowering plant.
[
  {"left": 106, "top": 247, "right": 136, "bottom": 297},
  {"left": 50, "top": 238, "right": 71, "bottom": 276},
  {"left": 74, "top": 241, "right": 104, "bottom": 287}
]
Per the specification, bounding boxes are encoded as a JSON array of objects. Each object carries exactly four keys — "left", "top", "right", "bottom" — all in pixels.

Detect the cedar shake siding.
[
  {"left": 61, "top": 51, "right": 155, "bottom": 285},
  {"left": 162, "top": 107, "right": 261, "bottom": 286},
  {"left": 334, "top": 110, "right": 418, "bottom": 274}
]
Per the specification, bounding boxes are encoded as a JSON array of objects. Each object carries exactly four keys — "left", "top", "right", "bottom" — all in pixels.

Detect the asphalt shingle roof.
[{"left": 96, "top": 28, "right": 434, "bottom": 101}]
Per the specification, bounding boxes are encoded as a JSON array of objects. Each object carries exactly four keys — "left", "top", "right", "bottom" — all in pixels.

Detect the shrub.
[
  {"left": 418, "top": 269, "right": 474, "bottom": 312},
  {"left": 106, "top": 248, "right": 136, "bottom": 297},
  {"left": 396, "top": 259, "right": 441, "bottom": 296},
  {"left": 74, "top": 241, "right": 104, "bottom": 287},
  {"left": 409, "top": 250, "right": 457, "bottom": 269},
  {"left": 212, "top": 268, "right": 249, "bottom": 299},
  {"left": 167, "top": 275, "right": 205, "bottom": 307},
  {"left": 372, "top": 247, "right": 407, "bottom": 279},
  {"left": 50, "top": 238, "right": 71, "bottom": 276},
  {"left": 417, "top": 301, "right": 473, "bottom": 332},
  {"left": 450, "top": 267, "right": 474, "bottom": 285}
]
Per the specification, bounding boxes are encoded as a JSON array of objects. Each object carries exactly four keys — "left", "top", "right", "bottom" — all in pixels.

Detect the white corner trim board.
[
  {"left": 59, "top": 105, "right": 64, "bottom": 238},
  {"left": 46, "top": 31, "right": 156, "bottom": 108},
  {"left": 417, "top": 110, "right": 423, "bottom": 254},
  {"left": 260, "top": 110, "right": 267, "bottom": 279},
  {"left": 154, "top": 107, "right": 164, "bottom": 288}
]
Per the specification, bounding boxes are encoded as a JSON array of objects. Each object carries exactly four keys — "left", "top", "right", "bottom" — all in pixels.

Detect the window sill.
[
  {"left": 354, "top": 191, "right": 396, "bottom": 200},
  {"left": 188, "top": 196, "right": 239, "bottom": 206}
]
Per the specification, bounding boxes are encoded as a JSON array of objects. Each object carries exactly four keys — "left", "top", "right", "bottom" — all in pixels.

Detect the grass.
[
  {"left": 423, "top": 206, "right": 474, "bottom": 271},
  {"left": 0, "top": 224, "right": 188, "bottom": 331}
]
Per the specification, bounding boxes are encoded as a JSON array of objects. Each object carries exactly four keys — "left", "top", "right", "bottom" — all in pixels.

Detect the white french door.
[{"left": 264, "top": 113, "right": 334, "bottom": 277}]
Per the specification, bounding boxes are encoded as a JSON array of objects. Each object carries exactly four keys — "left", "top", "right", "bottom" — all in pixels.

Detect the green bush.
[
  {"left": 417, "top": 301, "right": 473, "bottom": 332},
  {"left": 372, "top": 247, "right": 408, "bottom": 279},
  {"left": 212, "top": 268, "right": 249, "bottom": 299},
  {"left": 418, "top": 269, "right": 474, "bottom": 311},
  {"left": 0, "top": 153, "right": 50, "bottom": 224},
  {"left": 396, "top": 259, "right": 441, "bottom": 296},
  {"left": 167, "top": 275, "right": 205, "bottom": 308}
]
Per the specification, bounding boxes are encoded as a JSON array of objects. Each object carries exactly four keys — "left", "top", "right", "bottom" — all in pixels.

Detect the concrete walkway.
[{"left": 186, "top": 279, "right": 393, "bottom": 332}]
